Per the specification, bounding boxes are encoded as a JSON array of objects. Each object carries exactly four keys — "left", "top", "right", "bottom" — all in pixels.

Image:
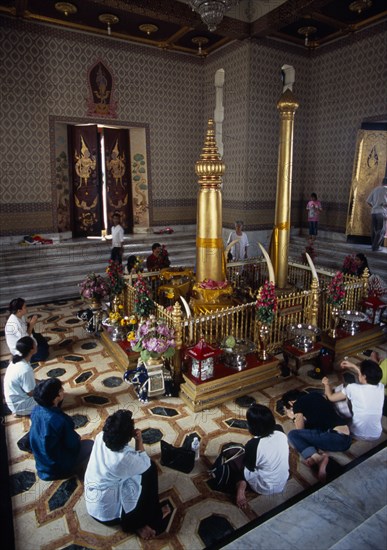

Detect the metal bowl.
[
  {"left": 221, "top": 339, "right": 255, "bottom": 370},
  {"left": 287, "top": 323, "right": 321, "bottom": 352},
  {"left": 339, "top": 310, "right": 368, "bottom": 335}
]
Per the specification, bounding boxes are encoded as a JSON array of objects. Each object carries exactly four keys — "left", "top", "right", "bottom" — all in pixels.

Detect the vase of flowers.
[
  {"left": 255, "top": 280, "right": 277, "bottom": 360},
  {"left": 79, "top": 272, "right": 110, "bottom": 309},
  {"left": 106, "top": 260, "right": 126, "bottom": 298},
  {"left": 130, "top": 315, "right": 176, "bottom": 363},
  {"left": 133, "top": 275, "right": 155, "bottom": 318},
  {"left": 326, "top": 271, "right": 346, "bottom": 337}
]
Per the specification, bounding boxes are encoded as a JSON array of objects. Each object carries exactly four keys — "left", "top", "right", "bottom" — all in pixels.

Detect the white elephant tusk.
[
  {"left": 224, "top": 238, "right": 240, "bottom": 262},
  {"left": 258, "top": 243, "right": 275, "bottom": 285},
  {"left": 305, "top": 252, "right": 319, "bottom": 283}
]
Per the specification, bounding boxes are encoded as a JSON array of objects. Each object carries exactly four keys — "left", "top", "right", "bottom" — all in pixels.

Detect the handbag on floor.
[
  {"left": 160, "top": 440, "right": 195, "bottom": 473},
  {"left": 208, "top": 442, "right": 246, "bottom": 492}
]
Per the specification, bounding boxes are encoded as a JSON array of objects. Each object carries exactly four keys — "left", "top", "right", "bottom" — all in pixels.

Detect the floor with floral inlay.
[{"left": 1, "top": 300, "right": 386, "bottom": 550}]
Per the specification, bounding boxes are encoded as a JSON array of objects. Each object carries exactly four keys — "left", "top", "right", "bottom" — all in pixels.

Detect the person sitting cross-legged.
[
  {"left": 30, "top": 378, "right": 93, "bottom": 480},
  {"left": 282, "top": 389, "right": 352, "bottom": 482},
  {"left": 4, "top": 336, "right": 37, "bottom": 416},
  {"left": 233, "top": 404, "right": 289, "bottom": 509},
  {"left": 84, "top": 409, "right": 171, "bottom": 540},
  {"left": 322, "top": 359, "right": 384, "bottom": 442}
]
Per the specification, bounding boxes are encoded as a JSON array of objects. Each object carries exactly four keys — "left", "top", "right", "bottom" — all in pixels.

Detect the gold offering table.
[
  {"left": 101, "top": 328, "right": 139, "bottom": 371},
  {"left": 321, "top": 323, "right": 386, "bottom": 366},
  {"left": 180, "top": 354, "right": 280, "bottom": 412}
]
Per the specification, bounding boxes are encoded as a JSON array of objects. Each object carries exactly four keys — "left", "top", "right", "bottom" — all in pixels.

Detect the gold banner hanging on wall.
[{"left": 346, "top": 129, "right": 387, "bottom": 236}]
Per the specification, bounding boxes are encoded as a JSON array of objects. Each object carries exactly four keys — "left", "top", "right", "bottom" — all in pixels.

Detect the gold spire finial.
[{"left": 195, "top": 119, "right": 225, "bottom": 188}]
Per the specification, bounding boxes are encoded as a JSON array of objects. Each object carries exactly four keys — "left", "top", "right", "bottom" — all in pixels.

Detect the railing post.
[
  {"left": 172, "top": 301, "right": 183, "bottom": 385},
  {"left": 309, "top": 277, "right": 320, "bottom": 326},
  {"left": 362, "top": 268, "right": 370, "bottom": 299}
]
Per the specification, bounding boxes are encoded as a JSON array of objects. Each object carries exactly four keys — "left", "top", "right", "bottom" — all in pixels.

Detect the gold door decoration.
[{"left": 346, "top": 130, "right": 387, "bottom": 237}]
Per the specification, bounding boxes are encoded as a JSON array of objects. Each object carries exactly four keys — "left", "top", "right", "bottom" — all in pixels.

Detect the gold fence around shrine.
[{"left": 124, "top": 261, "right": 368, "bottom": 381}]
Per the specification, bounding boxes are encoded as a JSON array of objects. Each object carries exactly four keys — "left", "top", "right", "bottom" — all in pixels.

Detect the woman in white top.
[
  {"left": 84, "top": 409, "right": 170, "bottom": 540},
  {"left": 4, "top": 336, "right": 37, "bottom": 415},
  {"left": 323, "top": 359, "right": 384, "bottom": 441},
  {"left": 5, "top": 298, "right": 48, "bottom": 362},
  {"left": 235, "top": 404, "right": 289, "bottom": 508}
]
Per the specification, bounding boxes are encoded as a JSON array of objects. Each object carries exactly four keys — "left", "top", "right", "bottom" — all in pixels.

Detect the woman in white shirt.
[
  {"left": 4, "top": 336, "right": 37, "bottom": 415},
  {"left": 235, "top": 404, "right": 289, "bottom": 508},
  {"left": 84, "top": 410, "right": 170, "bottom": 540},
  {"left": 5, "top": 298, "right": 48, "bottom": 361}
]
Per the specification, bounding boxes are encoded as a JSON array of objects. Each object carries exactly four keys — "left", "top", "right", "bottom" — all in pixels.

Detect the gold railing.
[{"left": 123, "top": 264, "right": 369, "bottom": 383}]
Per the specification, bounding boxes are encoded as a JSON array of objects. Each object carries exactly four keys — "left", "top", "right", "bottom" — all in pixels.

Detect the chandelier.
[{"left": 190, "top": 1, "right": 239, "bottom": 32}]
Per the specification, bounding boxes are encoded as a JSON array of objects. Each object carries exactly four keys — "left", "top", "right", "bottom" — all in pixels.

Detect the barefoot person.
[
  {"left": 282, "top": 389, "right": 351, "bottom": 482},
  {"left": 233, "top": 404, "right": 289, "bottom": 508},
  {"left": 84, "top": 410, "right": 170, "bottom": 539}
]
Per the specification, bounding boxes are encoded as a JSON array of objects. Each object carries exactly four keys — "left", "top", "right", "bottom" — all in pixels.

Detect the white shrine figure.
[
  {"left": 214, "top": 68, "right": 225, "bottom": 159},
  {"left": 281, "top": 65, "right": 295, "bottom": 93}
]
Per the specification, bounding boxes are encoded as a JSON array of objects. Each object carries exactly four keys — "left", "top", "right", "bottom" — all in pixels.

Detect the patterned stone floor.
[{"left": 1, "top": 300, "right": 386, "bottom": 550}]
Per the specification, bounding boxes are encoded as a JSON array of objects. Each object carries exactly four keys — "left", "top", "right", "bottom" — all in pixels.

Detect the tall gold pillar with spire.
[
  {"left": 195, "top": 119, "right": 225, "bottom": 282},
  {"left": 269, "top": 89, "right": 299, "bottom": 289},
  {"left": 191, "top": 119, "right": 233, "bottom": 313}
]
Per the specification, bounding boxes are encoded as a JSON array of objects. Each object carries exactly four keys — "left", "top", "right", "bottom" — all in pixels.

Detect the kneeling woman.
[
  {"left": 235, "top": 404, "right": 289, "bottom": 508},
  {"left": 84, "top": 410, "right": 169, "bottom": 540}
]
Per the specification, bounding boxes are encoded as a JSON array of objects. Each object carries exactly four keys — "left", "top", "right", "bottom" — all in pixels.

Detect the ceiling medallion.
[
  {"left": 98, "top": 13, "right": 119, "bottom": 36},
  {"left": 297, "top": 25, "right": 317, "bottom": 47},
  {"left": 189, "top": 0, "right": 239, "bottom": 32},
  {"left": 192, "top": 36, "right": 209, "bottom": 56},
  {"left": 139, "top": 24, "right": 159, "bottom": 36},
  {"left": 349, "top": 0, "right": 372, "bottom": 14},
  {"left": 55, "top": 2, "right": 77, "bottom": 17}
]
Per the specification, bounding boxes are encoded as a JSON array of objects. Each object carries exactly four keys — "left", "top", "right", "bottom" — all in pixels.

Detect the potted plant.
[
  {"left": 79, "top": 272, "right": 110, "bottom": 309},
  {"left": 130, "top": 315, "right": 176, "bottom": 365},
  {"left": 255, "top": 280, "right": 277, "bottom": 360}
]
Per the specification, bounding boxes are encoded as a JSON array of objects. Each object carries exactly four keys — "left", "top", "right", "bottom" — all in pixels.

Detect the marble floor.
[{"left": 1, "top": 300, "right": 386, "bottom": 550}]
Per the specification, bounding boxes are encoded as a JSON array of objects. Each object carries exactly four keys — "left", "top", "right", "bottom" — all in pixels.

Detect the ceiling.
[{"left": 0, "top": 0, "right": 386, "bottom": 56}]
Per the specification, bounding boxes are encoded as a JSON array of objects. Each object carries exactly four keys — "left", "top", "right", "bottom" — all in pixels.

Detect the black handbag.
[{"left": 160, "top": 440, "right": 195, "bottom": 473}]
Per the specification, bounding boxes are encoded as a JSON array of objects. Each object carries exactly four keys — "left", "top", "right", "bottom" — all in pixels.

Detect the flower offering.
[
  {"left": 256, "top": 280, "right": 277, "bottom": 325},
  {"left": 133, "top": 275, "right": 155, "bottom": 317},
  {"left": 326, "top": 271, "right": 346, "bottom": 307},
  {"left": 130, "top": 315, "right": 176, "bottom": 362},
  {"left": 106, "top": 260, "right": 126, "bottom": 295},
  {"left": 79, "top": 272, "right": 110, "bottom": 300}
]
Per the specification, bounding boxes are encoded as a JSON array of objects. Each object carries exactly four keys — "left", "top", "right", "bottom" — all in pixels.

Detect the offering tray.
[
  {"left": 221, "top": 339, "right": 255, "bottom": 371},
  {"left": 339, "top": 310, "right": 368, "bottom": 335},
  {"left": 287, "top": 323, "right": 321, "bottom": 352}
]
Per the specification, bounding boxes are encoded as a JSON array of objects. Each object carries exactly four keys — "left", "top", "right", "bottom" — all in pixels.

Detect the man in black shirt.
[{"left": 282, "top": 390, "right": 351, "bottom": 481}]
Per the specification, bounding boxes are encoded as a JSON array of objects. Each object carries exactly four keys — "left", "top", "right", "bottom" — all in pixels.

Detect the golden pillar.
[
  {"left": 270, "top": 89, "right": 299, "bottom": 289},
  {"left": 195, "top": 119, "right": 225, "bottom": 283}
]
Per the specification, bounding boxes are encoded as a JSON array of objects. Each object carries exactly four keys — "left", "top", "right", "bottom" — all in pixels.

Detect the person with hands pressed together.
[
  {"left": 322, "top": 359, "right": 384, "bottom": 441},
  {"left": 84, "top": 409, "right": 170, "bottom": 540},
  {"left": 5, "top": 297, "right": 49, "bottom": 362}
]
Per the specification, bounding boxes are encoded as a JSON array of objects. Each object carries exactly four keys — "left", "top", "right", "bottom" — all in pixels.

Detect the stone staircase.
[
  {"left": 1, "top": 232, "right": 385, "bottom": 311},
  {"left": 0, "top": 232, "right": 197, "bottom": 310}
]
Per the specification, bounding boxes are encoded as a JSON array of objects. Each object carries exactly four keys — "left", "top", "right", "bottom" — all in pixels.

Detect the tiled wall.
[{"left": 0, "top": 16, "right": 386, "bottom": 237}]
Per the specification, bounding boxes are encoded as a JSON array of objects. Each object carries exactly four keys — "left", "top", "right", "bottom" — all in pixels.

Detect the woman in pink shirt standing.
[{"left": 306, "top": 193, "right": 322, "bottom": 241}]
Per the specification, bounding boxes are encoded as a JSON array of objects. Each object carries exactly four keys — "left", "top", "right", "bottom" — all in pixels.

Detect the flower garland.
[
  {"left": 106, "top": 260, "right": 126, "bottom": 295},
  {"left": 133, "top": 275, "right": 155, "bottom": 317},
  {"left": 342, "top": 254, "right": 357, "bottom": 275},
  {"left": 326, "top": 271, "right": 346, "bottom": 307},
  {"left": 256, "top": 280, "right": 277, "bottom": 325},
  {"left": 79, "top": 272, "right": 110, "bottom": 300},
  {"left": 198, "top": 279, "right": 229, "bottom": 290},
  {"left": 130, "top": 315, "right": 176, "bottom": 362}
]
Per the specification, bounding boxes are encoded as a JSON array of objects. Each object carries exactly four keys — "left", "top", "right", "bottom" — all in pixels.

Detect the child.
[{"left": 306, "top": 193, "right": 322, "bottom": 241}]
